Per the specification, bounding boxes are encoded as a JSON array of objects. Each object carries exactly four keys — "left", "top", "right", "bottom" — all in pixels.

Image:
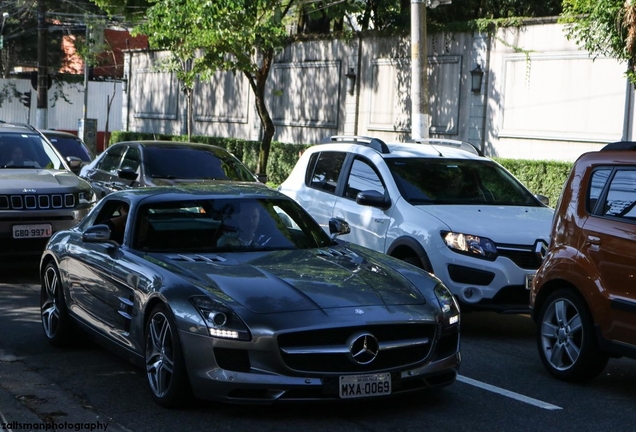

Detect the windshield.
[
  {"left": 46, "top": 134, "right": 92, "bottom": 162},
  {"left": 144, "top": 146, "right": 256, "bottom": 181},
  {"left": 0, "top": 133, "right": 66, "bottom": 169},
  {"left": 386, "top": 158, "right": 540, "bottom": 206},
  {"left": 134, "top": 197, "right": 335, "bottom": 252}
]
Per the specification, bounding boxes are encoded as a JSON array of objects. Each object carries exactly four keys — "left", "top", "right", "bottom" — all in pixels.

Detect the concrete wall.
[{"left": 121, "top": 21, "right": 635, "bottom": 163}]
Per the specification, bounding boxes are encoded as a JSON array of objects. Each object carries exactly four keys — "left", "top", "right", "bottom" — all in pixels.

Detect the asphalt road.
[{"left": 1, "top": 259, "right": 635, "bottom": 432}]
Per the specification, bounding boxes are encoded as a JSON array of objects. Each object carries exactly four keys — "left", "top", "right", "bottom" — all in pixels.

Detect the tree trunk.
[{"left": 246, "top": 47, "right": 275, "bottom": 182}]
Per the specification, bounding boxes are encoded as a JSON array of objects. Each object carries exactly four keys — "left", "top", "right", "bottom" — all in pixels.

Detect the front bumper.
[
  {"left": 179, "top": 329, "right": 460, "bottom": 403},
  {"left": 428, "top": 246, "right": 538, "bottom": 312}
]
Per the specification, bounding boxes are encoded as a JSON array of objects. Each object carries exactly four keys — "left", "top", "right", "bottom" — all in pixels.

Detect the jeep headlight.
[
  {"left": 78, "top": 189, "right": 96, "bottom": 206},
  {"left": 190, "top": 296, "right": 251, "bottom": 340},
  {"left": 442, "top": 231, "right": 497, "bottom": 260},
  {"left": 434, "top": 283, "right": 460, "bottom": 325}
]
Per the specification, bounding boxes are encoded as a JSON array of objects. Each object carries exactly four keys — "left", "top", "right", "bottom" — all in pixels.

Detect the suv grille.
[
  {"left": 0, "top": 194, "right": 76, "bottom": 210},
  {"left": 278, "top": 324, "right": 435, "bottom": 373},
  {"left": 497, "top": 245, "right": 544, "bottom": 270}
]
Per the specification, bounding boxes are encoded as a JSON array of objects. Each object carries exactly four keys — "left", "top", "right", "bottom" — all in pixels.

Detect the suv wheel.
[{"left": 537, "top": 289, "right": 608, "bottom": 382}]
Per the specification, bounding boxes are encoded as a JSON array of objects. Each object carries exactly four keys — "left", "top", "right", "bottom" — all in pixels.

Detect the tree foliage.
[{"left": 559, "top": 0, "right": 636, "bottom": 84}]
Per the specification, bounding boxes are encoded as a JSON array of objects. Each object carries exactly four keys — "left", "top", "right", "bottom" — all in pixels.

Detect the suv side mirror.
[
  {"left": 535, "top": 194, "right": 550, "bottom": 207},
  {"left": 356, "top": 190, "right": 391, "bottom": 210},
  {"left": 66, "top": 156, "right": 83, "bottom": 174}
]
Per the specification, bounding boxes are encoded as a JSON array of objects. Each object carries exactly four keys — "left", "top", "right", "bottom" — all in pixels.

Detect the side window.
[
  {"left": 587, "top": 168, "right": 611, "bottom": 213},
  {"left": 97, "top": 146, "right": 125, "bottom": 174},
  {"left": 121, "top": 146, "right": 141, "bottom": 172},
  {"left": 602, "top": 169, "right": 636, "bottom": 220},
  {"left": 345, "top": 158, "right": 385, "bottom": 200},
  {"left": 307, "top": 151, "right": 346, "bottom": 194}
]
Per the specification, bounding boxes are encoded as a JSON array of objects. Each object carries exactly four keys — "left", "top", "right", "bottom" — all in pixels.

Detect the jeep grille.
[{"left": 0, "top": 194, "right": 76, "bottom": 210}]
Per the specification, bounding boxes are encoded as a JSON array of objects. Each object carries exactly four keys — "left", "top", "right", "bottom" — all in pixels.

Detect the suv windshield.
[
  {"left": 0, "top": 133, "right": 65, "bottom": 169},
  {"left": 386, "top": 158, "right": 540, "bottom": 206},
  {"left": 144, "top": 146, "right": 256, "bottom": 181},
  {"left": 45, "top": 134, "right": 92, "bottom": 162}
]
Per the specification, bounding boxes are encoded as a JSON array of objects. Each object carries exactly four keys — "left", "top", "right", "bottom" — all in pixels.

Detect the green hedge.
[
  {"left": 109, "top": 132, "right": 572, "bottom": 206},
  {"left": 494, "top": 158, "right": 572, "bottom": 207}
]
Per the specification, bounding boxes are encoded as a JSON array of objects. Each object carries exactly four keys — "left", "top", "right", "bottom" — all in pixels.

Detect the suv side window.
[
  {"left": 306, "top": 151, "right": 346, "bottom": 194},
  {"left": 98, "top": 145, "right": 125, "bottom": 174},
  {"left": 345, "top": 157, "right": 385, "bottom": 200},
  {"left": 602, "top": 169, "right": 636, "bottom": 220},
  {"left": 587, "top": 168, "right": 611, "bottom": 213}
]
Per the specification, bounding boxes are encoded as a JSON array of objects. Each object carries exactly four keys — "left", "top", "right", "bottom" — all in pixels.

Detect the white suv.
[{"left": 279, "top": 135, "right": 554, "bottom": 313}]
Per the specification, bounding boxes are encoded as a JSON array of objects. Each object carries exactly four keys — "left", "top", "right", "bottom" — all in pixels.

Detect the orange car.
[{"left": 531, "top": 144, "right": 636, "bottom": 382}]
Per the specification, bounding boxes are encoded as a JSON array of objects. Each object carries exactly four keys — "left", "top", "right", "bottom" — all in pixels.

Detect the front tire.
[
  {"left": 537, "top": 289, "right": 608, "bottom": 382},
  {"left": 40, "top": 261, "right": 73, "bottom": 347},
  {"left": 145, "top": 304, "right": 191, "bottom": 407}
]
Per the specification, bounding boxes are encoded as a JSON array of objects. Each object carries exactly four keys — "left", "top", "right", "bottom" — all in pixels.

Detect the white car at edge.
[{"left": 279, "top": 135, "right": 554, "bottom": 313}]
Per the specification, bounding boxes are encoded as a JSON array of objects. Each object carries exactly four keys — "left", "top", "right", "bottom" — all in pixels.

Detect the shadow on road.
[{"left": 0, "top": 257, "right": 40, "bottom": 284}]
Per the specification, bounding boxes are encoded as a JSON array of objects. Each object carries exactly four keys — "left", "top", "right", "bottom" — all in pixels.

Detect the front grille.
[
  {"left": 278, "top": 324, "right": 435, "bottom": 373},
  {"left": 497, "top": 245, "right": 544, "bottom": 270},
  {"left": 0, "top": 194, "right": 76, "bottom": 210}
]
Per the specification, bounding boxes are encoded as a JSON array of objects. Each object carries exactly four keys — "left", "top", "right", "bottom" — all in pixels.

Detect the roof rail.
[
  {"left": 0, "top": 121, "right": 37, "bottom": 132},
  {"left": 409, "top": 138, "right": 483, "bottom": 156},
  {"left": 321, "top": 135, "right": 391, "bottom": 154}
]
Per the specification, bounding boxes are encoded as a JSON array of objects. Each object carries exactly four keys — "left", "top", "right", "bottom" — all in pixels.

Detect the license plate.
[
  {"left": 339, "top": 373, "right": 391, "bottom": 399},
  {"left": 12, "top": 224, "right": 52, "bottom": 239},
  {"left": 525, "top": 273, "right": 535, "bottom": 290}
]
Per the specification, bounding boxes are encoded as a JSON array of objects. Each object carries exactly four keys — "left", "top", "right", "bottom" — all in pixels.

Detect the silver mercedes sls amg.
[{"left": 39, "top": 183, "right": 461, "bottom": 406}]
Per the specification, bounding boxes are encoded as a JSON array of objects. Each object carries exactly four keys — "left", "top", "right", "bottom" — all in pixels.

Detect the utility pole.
[
  {"left": 411, "top": 0, "right": 428, "bottom": 140},
  {"left": 36, "top": 0, "right": 47, "bottom": 129}
]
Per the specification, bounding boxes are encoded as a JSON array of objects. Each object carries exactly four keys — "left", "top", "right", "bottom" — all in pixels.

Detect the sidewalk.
[{"left": 0, "top": 350, "right": 129, "bottom": 432}]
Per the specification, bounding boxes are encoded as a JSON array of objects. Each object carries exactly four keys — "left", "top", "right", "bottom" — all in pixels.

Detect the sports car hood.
[
  {"left": 417, "top": 204, "right": 554, "bottom": 244},
  {"left": 0, "top": 169, "right": 87, "bottom": 193},
  {"left": 157, "top": 248, "right": 427, "bottom": 313}
]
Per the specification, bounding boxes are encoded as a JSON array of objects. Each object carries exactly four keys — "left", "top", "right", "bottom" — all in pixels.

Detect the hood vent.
[{"left": 170, "top": 254, "right": 226, "bottom": 264}]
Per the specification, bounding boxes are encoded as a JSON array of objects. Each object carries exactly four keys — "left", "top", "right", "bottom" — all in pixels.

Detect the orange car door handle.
[{"left": 586, "top": 235, "right": 601, "bottom": 245}]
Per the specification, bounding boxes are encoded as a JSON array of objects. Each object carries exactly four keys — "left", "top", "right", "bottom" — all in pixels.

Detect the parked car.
[
  {"left": 279, "top": 135, "right": 554, "bottom": 313},
  {"left": 531, "top": 147, "right": 636, "bottom": 382},
  {"left": 39, "top": 184, "right": 461, "bottom": 406},
  {"left": 0, "top": 121, "right": 95, "bottom": 258},
  {"left": 80, "top": 141, "right": 258, "bottom": 199},
  {"left": 41, "top": 130, "right": 94, "bottom": 175}
]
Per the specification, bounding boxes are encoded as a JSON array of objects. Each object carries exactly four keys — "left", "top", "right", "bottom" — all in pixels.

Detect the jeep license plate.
[
  {"left": 339, "top": 373, "right": 391, "bottom": 399},
  {"left": 13, "top": 224, "right": 52, "bottom": 239}
]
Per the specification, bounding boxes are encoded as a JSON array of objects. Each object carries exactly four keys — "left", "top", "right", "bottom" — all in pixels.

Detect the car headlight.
[
  {"left": 78, "top": 189, "right": 95, "bottom": 206},
  {"left": 442, "top": 231, "right": 497, "bottom": 260},
  {"left": 190, "top": 296, "right": 251, "bottom": 341},
  {"left": 434, "top": 283, "right": 460, "bottom": 325}
]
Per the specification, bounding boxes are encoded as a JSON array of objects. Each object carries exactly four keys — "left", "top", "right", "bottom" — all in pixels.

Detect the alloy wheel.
[
  {"left": 146, "top": 312, "right": 175, "bottom": 397},
  {"left": 41, "top": 265, "right": 61, "bottom": 339},
  {"left": 539, "top": 297, "right": 583, "bottom": 371}
]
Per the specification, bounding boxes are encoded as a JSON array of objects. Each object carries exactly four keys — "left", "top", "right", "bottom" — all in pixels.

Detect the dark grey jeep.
[{"left": 0, "top": 122, "right": 95, "bottom": 258}]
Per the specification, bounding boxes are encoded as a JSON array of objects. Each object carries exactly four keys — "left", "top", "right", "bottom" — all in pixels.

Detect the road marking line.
[
  {"left": 0, "top": 409, "right": 13, "bottom": 432},
  {"left": 457, "top": 374, "right": 562, "bottom": 410}
]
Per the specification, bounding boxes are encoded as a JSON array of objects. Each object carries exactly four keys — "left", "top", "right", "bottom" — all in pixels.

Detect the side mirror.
[
  {"left": 356, "top": 190, "right": 391, "bottom": 210},
  {"left": 535, "top": 194, "right": 550, "bottom": 207},
  {"left": 82, "top": 224, "right": 112, "bottom": 243},
  {"left": 118, "top": 167, "right": 138, "bottom": 181},
  {"left": 329, "top": 218, "right": 350, "bottom": 239},
  {"left": 66, "top": 156, "right": 83, "bottom": 175}
]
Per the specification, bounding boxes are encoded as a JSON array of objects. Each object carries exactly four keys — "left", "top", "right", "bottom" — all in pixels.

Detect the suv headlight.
[
  {"left": 190, "top": 296, "right": 251, "bottom": 341},
  {"left": 442, "top": 231, "right": 497, "bottom": 260},
  {"left": 78, "top": 189, "right": 96, "bottom": 206},
  {"left": 434, "top": 283, "right": 460, "bottom": 325}
]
